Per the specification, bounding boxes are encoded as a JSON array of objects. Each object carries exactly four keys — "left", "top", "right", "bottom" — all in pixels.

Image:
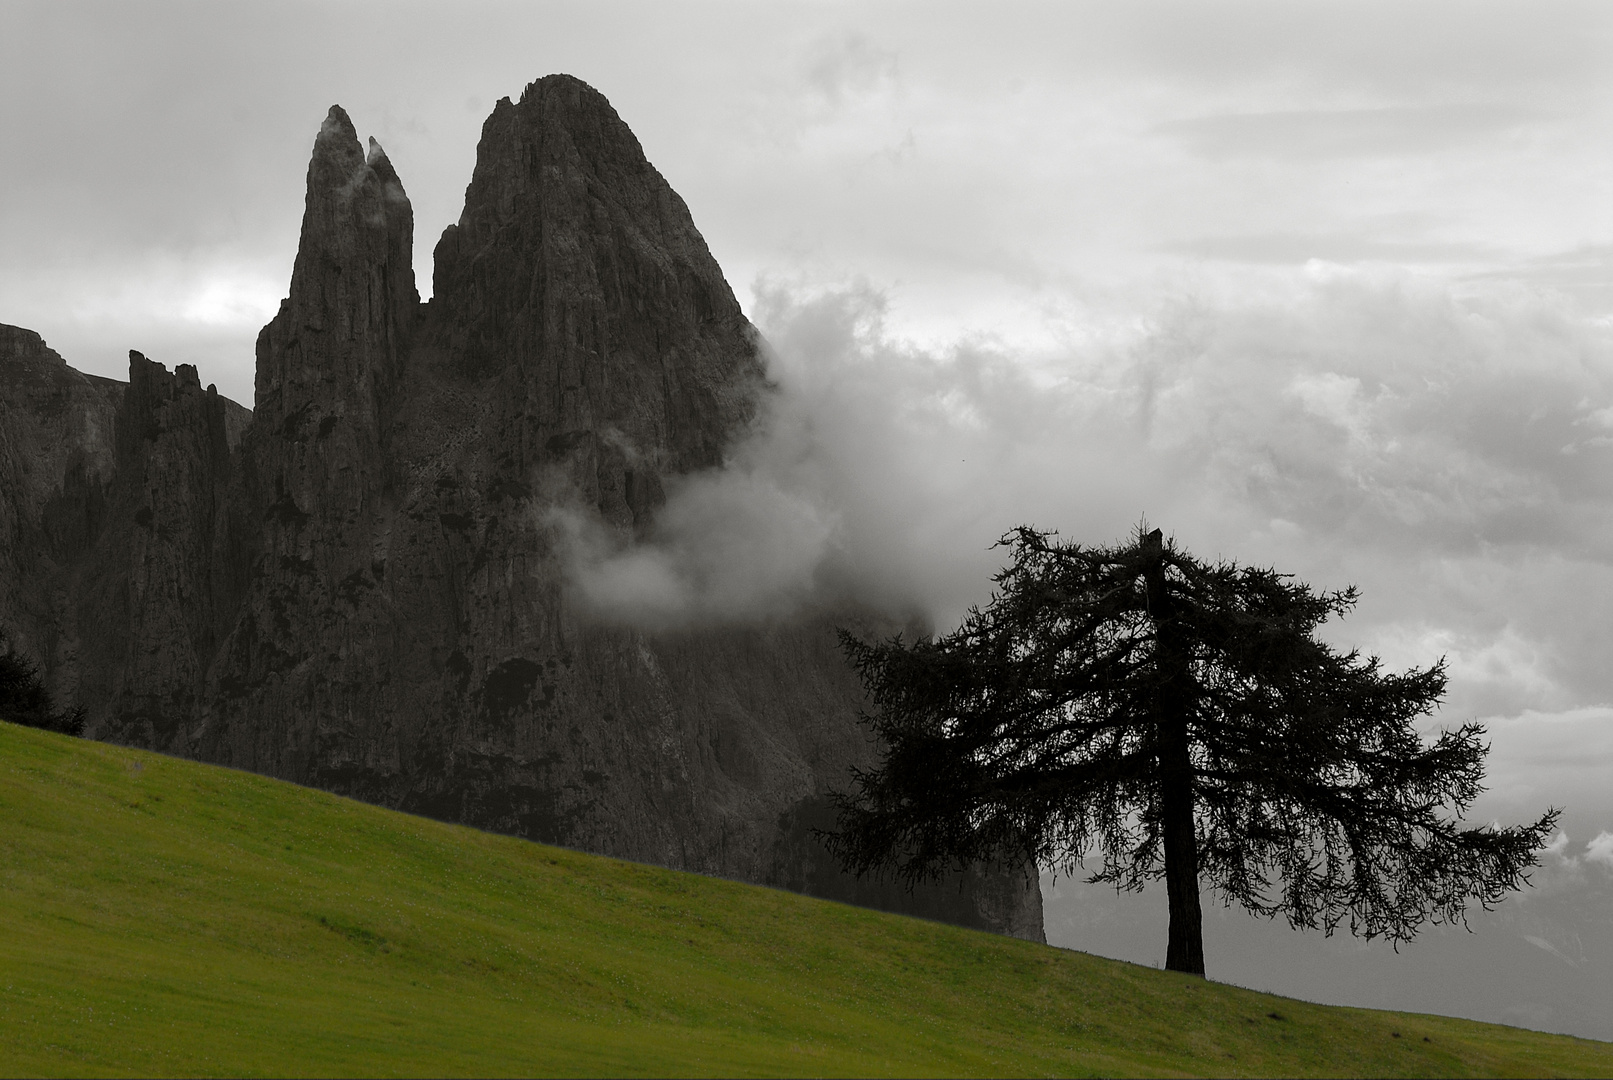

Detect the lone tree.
[{"left": 827, "top": 526, "right": 1558, "bottom": 976}]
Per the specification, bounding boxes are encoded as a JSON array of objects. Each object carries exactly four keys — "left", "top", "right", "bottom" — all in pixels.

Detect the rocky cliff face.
[
  {"left": 0, "top": 325, "right": 123, "bottom": 704},
  {"left": 0, "top": 75, "right": 1042, "bottom": 941}
]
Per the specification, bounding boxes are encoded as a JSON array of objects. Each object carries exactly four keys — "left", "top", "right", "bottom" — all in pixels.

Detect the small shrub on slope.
[{"left": 0, "top": 635, "right": 84, "bottom": 736}]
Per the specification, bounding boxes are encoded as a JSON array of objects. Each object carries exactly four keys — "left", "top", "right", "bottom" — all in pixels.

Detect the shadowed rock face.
[
  {"left": 0, "top": 325, "right": 124, "bottom": 706},
  {"left": 0, "top": 75, "right": 1042, "bottom": 942}
]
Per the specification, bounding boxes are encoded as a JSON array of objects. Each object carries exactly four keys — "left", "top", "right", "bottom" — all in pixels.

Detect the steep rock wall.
[{"left": 0, "top": 325, "right": 122, "bottom": 704}]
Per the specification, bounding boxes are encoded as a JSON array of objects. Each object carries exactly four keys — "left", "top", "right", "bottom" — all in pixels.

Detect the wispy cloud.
[
  {"left": 1153, "top": 104, "right": 1543, "bottom": 161},
  {"left": 1167, "top": 235, "right": 1506, "bottom": 265},
  {"left": 1585, "top": 831, "right": 1613, "bottom": 871},
  {"left": 550, "top": 267, "right": 1613, "bottom": 749}
]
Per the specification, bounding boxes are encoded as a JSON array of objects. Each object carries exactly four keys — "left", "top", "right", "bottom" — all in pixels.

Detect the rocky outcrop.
[
  {"left": 0, "top": 325, "right": 124, "bottom": 707},
  {"left": 0, "top": 75, "right": 1042, "bottom": 941},
  {"left": 82, "top": 352, "right": 247, "bottom": 748}
]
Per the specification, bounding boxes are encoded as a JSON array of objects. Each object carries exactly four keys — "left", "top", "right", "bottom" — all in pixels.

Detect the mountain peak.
[
  {"left": 428, "top": 74, "right": 756, "bottom": 477},
  {"left": 318, "top": 104, "right": 358, "bottom": 143},
  {"left": 517, "top": 72, "right": 607, "bottom": 105},
  {"left": 254, "top": 103, "right": 417, "bottom": 432}
]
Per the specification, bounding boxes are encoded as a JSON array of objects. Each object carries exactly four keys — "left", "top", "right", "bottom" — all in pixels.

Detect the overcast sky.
[{"left": 4, "top": 1, "right": 1613, "bottom": 876}]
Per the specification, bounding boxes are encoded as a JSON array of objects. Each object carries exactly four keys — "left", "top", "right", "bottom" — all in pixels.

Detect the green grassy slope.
[{"left": 2, "top": 721, "right": 1608, "bottom": 1079}]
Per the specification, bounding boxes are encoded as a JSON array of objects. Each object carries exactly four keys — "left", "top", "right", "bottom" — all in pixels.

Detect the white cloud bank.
[
  {"left": 545, "top": 464, "right": 839, "bottom": 629},
  {"left": 564, "top": 269, "right": 1613, "bottom": 640},
  {"left": 548, "top": 266, "right": 1613, "bottom": 837},
  {"left": 1586, "top": 831, "right": 1613, "bottom": 871}
]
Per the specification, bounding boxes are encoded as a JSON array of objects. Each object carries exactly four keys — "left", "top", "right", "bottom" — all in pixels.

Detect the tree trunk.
[
  {"left": 1143, "top": 529, "right": 1206, "bottom": 976},
  {"left": 1158, "top": 712, "right": 1205, "bottom": 975}
]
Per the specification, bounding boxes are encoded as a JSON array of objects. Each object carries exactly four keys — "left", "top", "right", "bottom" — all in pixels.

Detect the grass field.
[{"left": 2, "top": 720, "right": 1610, "bottom": 1077}]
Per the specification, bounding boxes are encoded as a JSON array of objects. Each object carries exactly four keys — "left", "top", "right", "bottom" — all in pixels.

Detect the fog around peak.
[
  {"left": 566, "top": 270, "right": 1613, "bottom": 696},
  {"left": 545, "top": 267, "right": 1613, "bottom": 849}
]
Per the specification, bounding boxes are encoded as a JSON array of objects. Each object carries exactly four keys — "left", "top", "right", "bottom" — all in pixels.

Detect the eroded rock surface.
[{"left": 0, "top": 76, "right": 1042, "bottom": 941}]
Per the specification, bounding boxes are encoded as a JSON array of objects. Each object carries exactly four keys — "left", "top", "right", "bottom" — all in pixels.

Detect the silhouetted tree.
[
  {"left": 827, "top": 526, "right": 1558, "bottom": 976},
  {"left": 0, "top": 634, "right": 85, "bottom": 737}
]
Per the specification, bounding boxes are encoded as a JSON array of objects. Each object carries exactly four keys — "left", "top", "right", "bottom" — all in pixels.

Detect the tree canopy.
[{"left": 826, "top": 526, "right": 1558, "bottom": 975}]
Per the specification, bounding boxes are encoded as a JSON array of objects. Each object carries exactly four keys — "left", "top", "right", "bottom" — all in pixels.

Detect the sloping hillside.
[{"left": 2, "top": 721, "right": 1608, "bottom": 1078}]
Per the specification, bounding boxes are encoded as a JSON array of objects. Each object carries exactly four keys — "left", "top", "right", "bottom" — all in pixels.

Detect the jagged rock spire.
[
  {"left": 254, "top": 105, "right": 417, "bottom": 435},
  {"left": 430, "top": 74, "right": 761, "bottom": 492},
  {"left": 247, "top": 105, "right": 420, "bottom": 593}
]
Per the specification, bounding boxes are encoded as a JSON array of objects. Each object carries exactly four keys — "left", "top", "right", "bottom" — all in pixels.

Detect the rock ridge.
[{"left": 0, "top": 75, "right": 1043, "bottom": 942}]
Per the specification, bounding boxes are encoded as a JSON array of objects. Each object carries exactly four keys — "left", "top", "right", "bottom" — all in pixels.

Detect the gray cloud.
[
  {"left": 803, "top": 31, "right": 899, "bottom": 106},
  {"left": 1166, "top": 234, "right": 1507, "bottom": 265},
  {"left": 1471, "top": 244, "right": 1613, "bottom": 312},
  {"left": 553, "top": 270, "right": 1613, "bottom": 742},
  {"left": 1046, "top": 1, "right": 1613, "bottom": 96},
  {"left": 541, "top": 416, "right": 842, "bottom": 629},
  {"left": 1154, "top": 104, "right": 1544, "bottom": 161},
  {"left": 5, "top": 2, "right": 1609, "bottom": 408},
  {"left": 1587, "top": 831, "right": 1613, "bottom": 870}
]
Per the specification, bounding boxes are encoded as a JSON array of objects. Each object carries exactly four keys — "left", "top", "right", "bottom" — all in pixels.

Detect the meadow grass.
[{"left": 2, "top": 719, "right": 1609, "bottom": 1077}]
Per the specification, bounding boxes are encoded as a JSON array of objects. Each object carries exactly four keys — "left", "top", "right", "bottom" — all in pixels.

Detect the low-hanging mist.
[
  {"left": 559, "top": 273, "right": 1613, "bottom": 679},
  {"left": 552, "top": 267, "right": 1613, "bottom": 847}
]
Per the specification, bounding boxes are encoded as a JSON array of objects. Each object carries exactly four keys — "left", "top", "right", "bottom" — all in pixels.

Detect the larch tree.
[{"left": 826, "top": 526, "right": 1558, "bottom": 976}]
